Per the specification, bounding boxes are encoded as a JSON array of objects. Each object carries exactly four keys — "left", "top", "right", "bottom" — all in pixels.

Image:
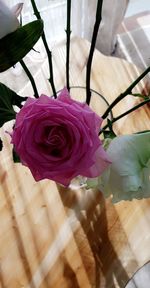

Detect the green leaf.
[
  {"left": 0, "top": 138, "right": 3, "bottom": 151},
  {"left": 0, "top": 20, "right": 43, "bottom": 72},
  {"left": 103, "top": 130, "right": 116, "bottom": 140},
  {"left": 103, "top": 119, "right": 116, "bottom": 139},
  {"left": 0, "top": 83, "right": 27, "bottom": 127},
  {"left": 135, "top": 130, "right": 150, "bottom": 135},
  {"left": 131, "top": 93, "right": 149, "bottom": 100},
  {"left": 13, "top": 148, "right": 20, "bottom": 163}
]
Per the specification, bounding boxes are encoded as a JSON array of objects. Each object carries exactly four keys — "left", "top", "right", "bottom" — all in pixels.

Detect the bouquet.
[{"left": 0, "top": 0, "right": 149, "bottom": 203}]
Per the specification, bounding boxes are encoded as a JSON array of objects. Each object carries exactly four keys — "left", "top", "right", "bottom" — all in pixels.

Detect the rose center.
[{"left": 40, "top": 125, "right": 70, "bottom": 157}]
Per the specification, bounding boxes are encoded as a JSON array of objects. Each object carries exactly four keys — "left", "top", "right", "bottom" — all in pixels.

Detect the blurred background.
[{"left": 2, "top": 0, "right": 150, "bottom": 92}]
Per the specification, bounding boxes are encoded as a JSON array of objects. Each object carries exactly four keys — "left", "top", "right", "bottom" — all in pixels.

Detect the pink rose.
[{"left": 12, "top": 88, "right": 111, "bottom": 186}]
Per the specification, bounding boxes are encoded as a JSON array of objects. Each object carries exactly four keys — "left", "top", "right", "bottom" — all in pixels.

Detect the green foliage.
[
  {"left": 103, "top": 129, "right": 116, "bottom": 140},
  {"left": 135, "top": 130, "right": 150, "bottom": 134},
  {"left": 0, "top": 20, "right": 43, "bottom": 72},
  {"left": 13, "top": 148, "right": 20, "bottom": 163},
  {"left": 0, "top": 83, "right": 27, "bottom": 127},
  {"left": 0, "top": 138, "right": 3, "bottom": 151},
  {"left": 131, "top": 93, "right": 150, "bottom": 100},
  {"left": 103, "top": 119, "right": 116, "bottom": 139}
]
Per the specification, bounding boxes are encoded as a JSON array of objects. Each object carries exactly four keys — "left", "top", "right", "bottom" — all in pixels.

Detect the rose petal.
[{"left": 12, "top": 90, "right": 111, "bottom": 186}]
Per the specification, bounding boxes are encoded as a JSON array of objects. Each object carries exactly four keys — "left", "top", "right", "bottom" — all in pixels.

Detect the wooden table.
[{"left": 0, "top": 37, "right": 150, "bottom": 288}]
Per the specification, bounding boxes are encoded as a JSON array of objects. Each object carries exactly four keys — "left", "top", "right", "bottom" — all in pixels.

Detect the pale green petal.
[
  {"left": 86, "top": 177, "right": 99, "bottom": 189},
  {"left": 99, "top": 132, "right": 150, "bottom": 203}
]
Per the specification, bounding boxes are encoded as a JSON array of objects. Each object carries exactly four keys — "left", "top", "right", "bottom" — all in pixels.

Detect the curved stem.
[
  {"left": 102, "top": 66, "right": 150, "bottom": 119},
  {"left": 70, "top": 85, "right": 114, "bottom": 120},
  {"left": 86, "top": 0, "right": 103, "bottom": 105},
  {"left": 99, "top": 98, "right": 150, "bottom": 135},
  {"left": 20, "top": 59, "right": 39, "bottom": 98},
  {"left": 30, "top": 0, "right": 57, "bottom": 98}
]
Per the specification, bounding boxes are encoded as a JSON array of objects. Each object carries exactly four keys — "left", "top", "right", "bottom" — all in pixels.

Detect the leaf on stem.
[
  {"left": 0, "top": 20, "right": 43, "bottom": 72},
  {"left": 0, "top": 138, "right": 3, "bottom": 151},
  {"left": 0, "top": 83, "right": 27, "bottom": 127},
  {"left": 13, "top": 148, "right": 20, "bottom": 163},
  {"left": 104, "top": 119, "right": 116, "bottom": 138},
  {"left": 103, "top": 129, "right": 116, "bottom": 140},
  {"left": 131, "top": 93, "right": 149, "bottom": 100}
]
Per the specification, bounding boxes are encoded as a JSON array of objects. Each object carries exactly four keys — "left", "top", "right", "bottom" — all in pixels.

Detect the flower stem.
[
  {"left": 102, "top": 66, "right": 150, "bottom": 119},
  {"left": 86, "top": 0, "right": 103, "bottom": 105},
  {"left": 30, "top": 0, "right": 57, "bottom": 98},
  {"left": 66, "top": 0, "right": 71, "bottom": 91},
  {"left": 99, "top": 98, "right": 150, "bottom": 135},
  {"left": 20, "top": 59, "right": 39, "bottom": 98},
  {"left": 70, "top": 85, "right": 114, "bottom": 120}
]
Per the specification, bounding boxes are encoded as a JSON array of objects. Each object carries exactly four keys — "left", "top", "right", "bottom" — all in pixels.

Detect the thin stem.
[
  {"left": 99, "top": 98, "right": 150, "bottom": 135},
  {"left": 70, "top": 85, "right": 114, "bottom": 120},
  {"left": 86, "top": 0, "right": 103, "bottom": 105},
  {"left": 20, "top": 59, "right": 39, "bottom": 98},
  {"left": 102, "top": 66, "right": 150, "bottom": 119},
  {"left": 30, "top": 0, "right": 57, "bottom": 98},
  {"left": 66, "top": 0, "right": 71, "bottom": 91}
]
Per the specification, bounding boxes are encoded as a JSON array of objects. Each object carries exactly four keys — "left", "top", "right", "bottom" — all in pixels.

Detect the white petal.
[
  {"left": 11, "top": 3, "right": 23, "bottom": 17},
  {"left": 0, "top": 0, "right": 19, "bottom": 39},
  {"left": 100, "top": 132, "right": 150, "bottom": 202}
]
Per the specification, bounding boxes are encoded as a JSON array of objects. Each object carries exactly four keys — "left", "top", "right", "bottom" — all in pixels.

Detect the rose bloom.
[{"left": 12, "top": 88, "right": 111, "bottom": 186}]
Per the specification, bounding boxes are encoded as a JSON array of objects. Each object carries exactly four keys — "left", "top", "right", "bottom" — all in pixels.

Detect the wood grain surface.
[{"left": 0, "top": 37, "right": 150, "bottom": 288}]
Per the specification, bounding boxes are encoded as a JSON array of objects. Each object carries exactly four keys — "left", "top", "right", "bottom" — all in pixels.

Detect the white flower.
[
  {"left": 99, "top": 132, "right": 150, "bottom": 202},
  {"left": 87, "top": 132, "right": 150, "bottom": 202},
  {"left": 0, "top": 0, "right": 23, "bottom": 39}
]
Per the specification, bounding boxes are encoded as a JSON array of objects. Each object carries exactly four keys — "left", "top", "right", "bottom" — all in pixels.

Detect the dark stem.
[
  {"left": 102, "top": 66, "right": 150, "bottom": 119},
  {"left": 30, "top": 0, "right": 57, "bottom": 98},
  {"left": 66, "top": 0, "right": 71, "bottom": 91},
  {"left": 70, "top": 85, "right": 114, "bottom": 120},
  {"left": 99, "top": 98, "right": 150, "bottom": 135},
  {"left": 86, "top": 0, "right": 103, "bottom": 105},
  {"left": 20, "top": 59, "right": 39, "bottom": 98}
]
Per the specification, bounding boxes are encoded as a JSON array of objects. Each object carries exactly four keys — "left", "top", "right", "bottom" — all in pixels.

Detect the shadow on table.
[
  {"left": 1, "top": 166, "right": 50, "bottom": 288},
  {"left": 58, "top": 185, "right": 135, "bottom": 288}
]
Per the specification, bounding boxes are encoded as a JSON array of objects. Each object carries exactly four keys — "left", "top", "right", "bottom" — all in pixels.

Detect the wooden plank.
[{"left": 0, "top": 37, "right": 149, "bottom": 287}]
